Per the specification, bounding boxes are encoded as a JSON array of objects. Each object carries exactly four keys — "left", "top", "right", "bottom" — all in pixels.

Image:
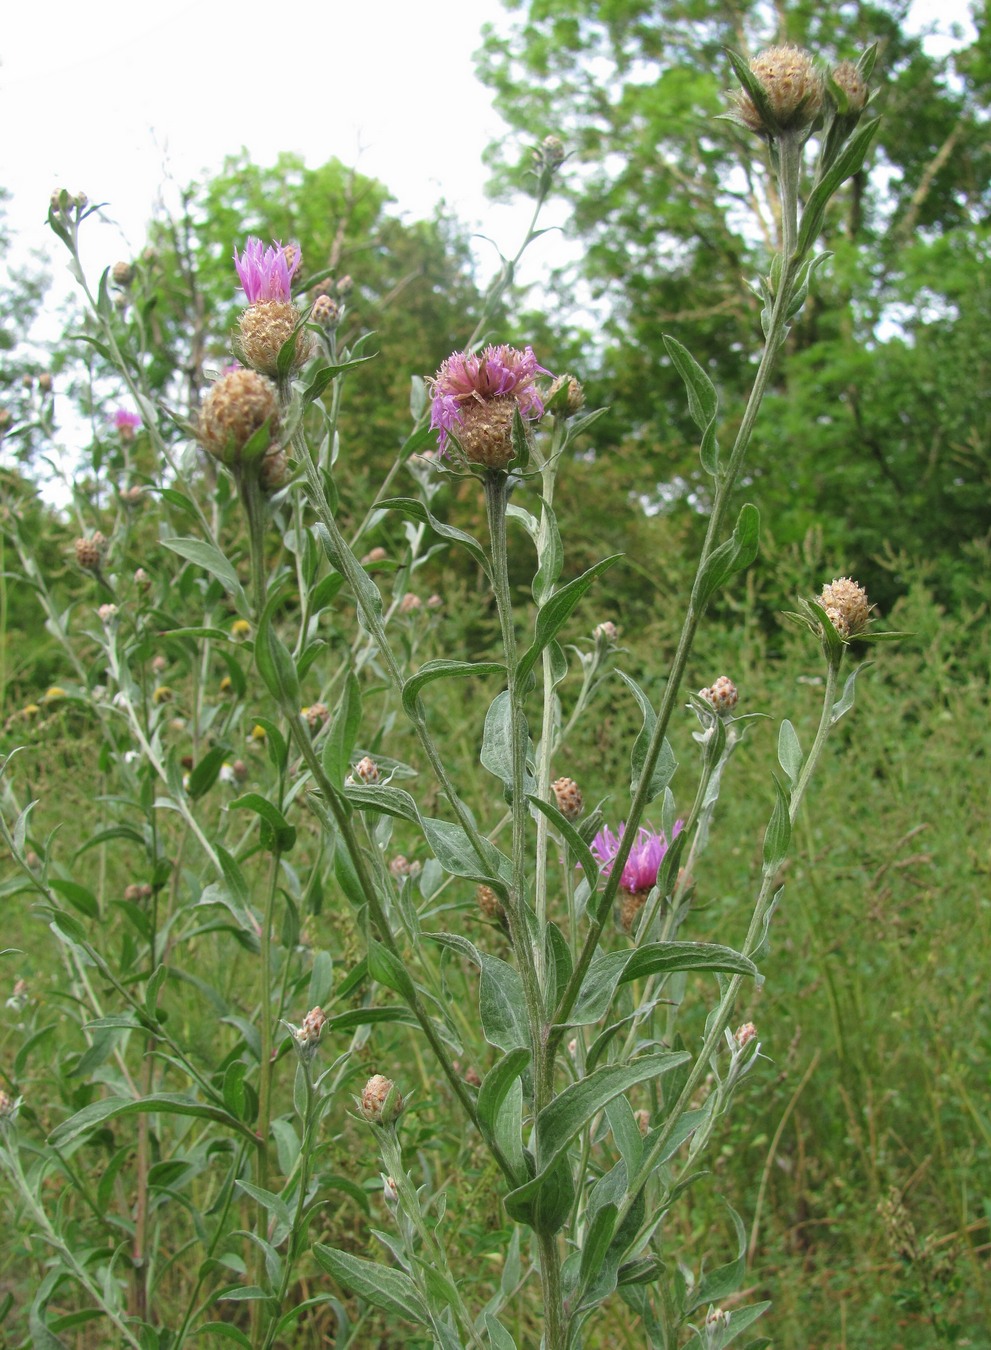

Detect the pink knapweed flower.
[
  {"left": 111, "top": 409, "right": 142, "bottom": 433},
  {"left": 591, "top": 820, "right": 684, "bottom": 895},
  {"left": 233, "top": 237, "right": 302, "bottom": 304},
  {"left": 428, "top": 344, "right": 550, "bottom": 458}
]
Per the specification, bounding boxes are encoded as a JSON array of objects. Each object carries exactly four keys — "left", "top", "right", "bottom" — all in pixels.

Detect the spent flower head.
[
  {"left": 428, "top": 343, "right": 551, "bottom": 467},
  {"left": 234, "top": 237, "right": 301, "bottom": 304}
]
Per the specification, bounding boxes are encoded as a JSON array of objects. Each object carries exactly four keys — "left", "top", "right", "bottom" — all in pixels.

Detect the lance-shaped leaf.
[
  {"left": 378, "top": 497, "right": 492, "bottom": 578},
  {"left": 620, "top": 941, "right": 758, "bottom": 984},
  {"left": 313, "top": 1246, "right": 430, "bottom": 1325},
  {"left": 518, "top": 555, "right": 622, "bottom": 682},
  {"left": 162, "top": 537, "right": 248, "bottom": 616},
  {"left": 664, "top": 334, "right": 720, "bottom": 476},
  {"left": 616, "top": 671, "right": 678, "bottom": 803},
  {"left": 402, "top": 659, "right": 504, "bottom": 721},
  {"left": 693, "top": 504, "right": 760, "bottom": 609}
]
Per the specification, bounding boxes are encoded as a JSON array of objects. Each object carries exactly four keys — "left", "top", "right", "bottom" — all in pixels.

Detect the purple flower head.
[
  {"left": 591, "top": 820, "right": 684, "bottom": 894},
  {"left": 233, "top": 237, "right": 302, "bottom": 304},
  {"left": 111, "top": 409, "right": 142, "bottom": 432},
  {"left": 428, "top": 344, "right": 551, "bottom": 454}
]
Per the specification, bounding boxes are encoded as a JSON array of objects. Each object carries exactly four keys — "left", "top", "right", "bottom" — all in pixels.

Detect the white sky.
[{"left": 0, "top": 0, "right": 976, "bottom": 319}]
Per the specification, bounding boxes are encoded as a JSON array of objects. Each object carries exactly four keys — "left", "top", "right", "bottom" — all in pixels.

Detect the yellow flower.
[
  {"left": 44, "top": 686, "right": 67, "bottom": 701},
  {"left": 231, "top": 619, "right": 251, "bottom": 641}
]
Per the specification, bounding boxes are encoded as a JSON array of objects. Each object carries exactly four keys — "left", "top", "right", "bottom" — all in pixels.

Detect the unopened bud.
[
  {"left": 830, "top": 61, "right": 868, "bottom": 114},
  {"left": 699, "top": 675, "right": 738, "bottom": 714},
  {"left": 112, "top": 260, "right": 136, "bottom": 288},
  {"left": 38, "top": 372, "right": 52, "bottom": 393},
  {"left": 302, "top": 702, "right": 329, "bottom": 731},
  {"left": 352, "top": 755, "right": 379, "bottom": 783},
  {"left": 735, "top": 1022, "right": 757, "bottom": 1049},
  {"left": 736, "top": 45, "right": 824, "bottom": 136},
  {"left": 547, "top": 373, "right": 585, "bottom": 417},
  {"left": 819, "top": 576, "right": 871, "bottom": 638},
  {"left": 477, "top": 883, "right": 506, "bottom": 924},
  {"left": 551, "top": 776, "right": 584, "bottom": 821},
  {"left": 593, "top": 620, "right": 619, "bottom": 642},
  {"left": 336, "top": 274, "right": 354, "bottom": 297},
  {"left": 311, "top": 295, "right": 340, "bottom": 328},
  {"left": 74, "top": 533, "right": 107, "bottom": 570},
  {"left": 361, "top": 546, "right": 387, "bottom": 564},
  {"left": 97, "top": 603, "right": 118, "bottom": 623},
  {"left": 399, "top": 593, "right": 422, "bottom": 614},
  {"left": 359, "top": 1074, "right": 403, "bottom": 1125}
]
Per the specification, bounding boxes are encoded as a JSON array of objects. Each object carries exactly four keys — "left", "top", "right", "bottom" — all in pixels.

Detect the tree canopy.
[{"left": 478, "top": 0, "right": 991, "bottom": 607}]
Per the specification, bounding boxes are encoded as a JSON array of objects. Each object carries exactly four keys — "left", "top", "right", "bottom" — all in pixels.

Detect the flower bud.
[
  {"left": 336, "top": 274, "right": 354, "bottom": 297},
  {"left": 286, "top": 1006, "right": 326, "bottom": 1061},
  {"left": 551, "top": 776, "right": 584, "bottom": 822},
  {"left": 352, "top": 755, "right": 379, "bottom": 784},
  {"left": 593, "top": 620, "right": 619, "bottom": 642},
  {"left": 399, "top": 593, "right": 422, "bottom": 614},
  {"left": 259, "top": 447, "right": 289, "bottom": 492},
  {"left": 699, "top": 675, "right": 738, "bottom": 714},
  {"left": 830, "top": 61, "right": 868, "bottom": 114},
  {"left": 134, "top": 568, "right": 151, "bottom": 590},
  {"left": 359, "top": 1074, "right": 403, "bottom": 1124},
  {"left": 112, "top": 260, "right": 136, "bottom": 288},
  {"left": 819, "top": 576, "right": 871, "bottom": 638},
  {"left": 38, "top": 372, "right": 53, "bottom": 393},
  {"left": 476, "top": 883, "right": 506, "bottom": 924},
  {"left": 547, "top": 373, "right": 585, "bottom": 417},
  {"left": 97, "top": 603, "right": 118, "bottom": 623},
  {"left": 74, "top": 533, "right": 107, "bottom": 570},
  {"left": 302, "top": 702, "right": 329, "bottom": 731},
  {"left": 197, "top": 368, "right": 280, "bottom": 466},
  {"left": 361, "top": 546, "right": 387, "bottom": 564},
  {"left": 735, "top": 1021, "right": 757, "bottom": 1048},
  {"left": 311, "top": 295, "right": 340, "bottom": 328},
  {"left": 736, "top": 45, "right": 824, "bottom": 136}
]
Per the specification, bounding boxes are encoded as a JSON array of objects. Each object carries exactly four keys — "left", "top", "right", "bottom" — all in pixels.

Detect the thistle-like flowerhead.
[
  {"left": 233, "top": 237, "right": 301, "bottom": 304},
  {"left": 197, "top": 367, "right": 280, "bottom": 465},
  {"left": 591, "top": 820, "right": 683, "bottom": 896},
  {"left": 428, "top": 344, "right": 550, "bottom": 466}
]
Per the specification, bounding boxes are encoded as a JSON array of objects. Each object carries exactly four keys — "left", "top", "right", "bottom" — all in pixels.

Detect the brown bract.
[
  {"left": 456, "top": 396, "right": 518, "bottom": 469},
  {"left": 198, "top": 368, "right": 279, "bottom": 465},
  {"left": 238, "top": 300, "right": 309, "bottom": 377},
  {"left": 737, "top": 45, "right": 824, "bottom": 135}
]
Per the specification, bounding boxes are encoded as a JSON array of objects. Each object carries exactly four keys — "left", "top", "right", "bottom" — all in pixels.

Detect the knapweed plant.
[{"left": 1, "top": 45, "right": 902, "bottom": 1350}]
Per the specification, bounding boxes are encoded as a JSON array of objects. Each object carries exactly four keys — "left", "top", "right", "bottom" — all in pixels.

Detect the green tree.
[{"left": 479, "top": 0, "right": 991, "bottom": 608}]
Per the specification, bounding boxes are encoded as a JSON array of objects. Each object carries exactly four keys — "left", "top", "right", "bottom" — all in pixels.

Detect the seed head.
[
  {"left": 819, "top": 576, "right": 871, "bottom": 638},
  {"left": 197, "top": 367, "right": 280, "bottom": 465},
  {"left": 737, "top": 45, "right": 824, "bottom": 136},
  {"left": 360, "top": 1074, "right": 403, "bottom": 1125},
  {"left": 551, "top": 776, "right": 584, "bottom": 822}
]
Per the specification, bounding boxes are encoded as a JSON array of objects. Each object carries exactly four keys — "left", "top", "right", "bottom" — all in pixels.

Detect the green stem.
[{"left": 551, "top": 214, "right": 804, "bottom": 1049}]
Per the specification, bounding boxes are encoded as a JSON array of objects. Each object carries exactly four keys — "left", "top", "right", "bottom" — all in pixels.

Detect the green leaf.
[
  {"left": 421, "top": 816, "right": 511, "bottom": 888},
  {"left": 798, "top": 118, "right": 881, "bottom": 259},
  {"left": 616, "top": 671, "right": 678, "bottom": 803},
  {"left": 187, "top": 746, "right": 228, "bottom": 800},
  {"left": 479, "top": 955, "right": 529, "bottom": 1052},
  {"left": 518, "top": 555, "right": 622, "bottom": 682},
  {"left": 830, "top": 661, "right": 871, "bottom": 726},
  {"left": 578, "top": 1200, "right": 619, "bottom": 1293},
  {"left": 663, "top": 335, "right": 718, "bottom": 430},
  {"left": 343, "top": 783, "right": 421, "bottom": 826},
  {"left": 762, "top": 776, "right": 791, "bottom": 872},
  {"left": 693, "top": 505, "right": 759, "bottom": 609},
  {"left": 49, "top": 1092, "right": 252, "bottom": 1148},
  {"left": 323, "top": 667, "right": 362, "bottom": 787},
  {"left": 378, "top": 497, "right": 492, "bottom": 578},
  {"left": 235, "top": 1180, "right": 292, "bottom": 1247},
  {"left": 230, "top": 793, "right": 296, "bottom": 853},
  {"left": 191, "top": 1323, "right": 254, "bottom": 1346},
  {"left": 688, "top": 1204, "right": 747, "bottom": 1312},
  {"left": 526, "top": 794, "right": 599, "bottom": 889},
  {"left": 476, "top": 1048, "right": 531, "bottom": 1184},
  {"left": 162, "top": 537, "right": 248, "bottom": 615},
  {"left": 536, "top": 1054, "right": 687, "bottom": 1173},
  {"left": 777, "top": 719, "right": 803, "bottom": 789},
  {"left": 313, "top": 1246, "right": 430, "bottom": 1325},
  {"left": 620, "top": 941, "right": 758, "bottom": 983},
  {"left": 300, "top": 354, "right": 375, "bottom": 404},
  {"left": 564, "top": 950, "right": 630, "bottom": 1026},
  {"left": 254, "top": 591, "right": 300, "bottom": 709},
  {"left": 480, "top": 690, "right": 534, "bottom": 798},
  {"left": 401, "top": 659, "right": 504, "bottom": 720},
  {"left": 49, "top": 880, "right": 98, "bottom": 919},
  {"left": 533, "top": 495, "right": 564, "bottom": 605}
]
